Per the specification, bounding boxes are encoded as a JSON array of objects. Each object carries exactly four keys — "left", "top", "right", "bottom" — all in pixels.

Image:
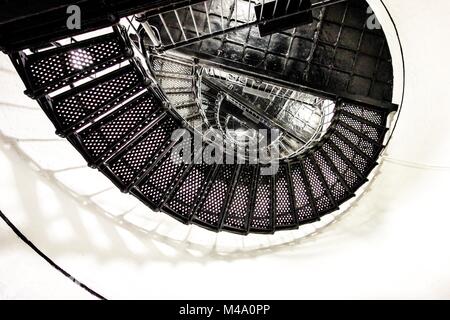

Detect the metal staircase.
[
  {"left": 149, "top": 54, "right": 204, "bottom": 130},
  {"left": 7, "top": 0, "right": 398, "bottom": 235}
]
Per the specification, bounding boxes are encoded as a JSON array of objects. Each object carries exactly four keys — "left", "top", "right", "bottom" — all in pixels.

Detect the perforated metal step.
[
  {"left": 43, "top": 64, "right": 148, "bottom": 136},
  {"left": 10, "top": 27, "right": 133, "bottom": 98}
]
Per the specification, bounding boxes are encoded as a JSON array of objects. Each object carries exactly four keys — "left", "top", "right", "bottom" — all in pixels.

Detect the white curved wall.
[{"left": 1, "top": 0, "right": 450, "bottom": 299}]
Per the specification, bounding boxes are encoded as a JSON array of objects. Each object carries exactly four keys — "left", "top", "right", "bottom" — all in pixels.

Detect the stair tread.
[
  {"left": 18, "top": 28, "right": 131, "bottom": 97},
  {"left": 336, "top": 120, "right": 382, "bottom": 147},
  {"left": 48, "top": 64, "right": 146, "bottom": 135},
  {"left": 338, "top": 101, "right": 386, "bottom": 127},
  {"left": 274, "top": 164, "right": 298, "bottom": 230},
  {"left": 249, "top": 172, "right": 275, "bottom": 233},
  {"left": 100, "top": 114, "right": 179, "bottom": 191},
  {"left": 69, "top": 91, "right": 163, "bottom": 166},
  {"left": 133, "top": 139, "right": 193, "bottom": 209},
  {"left": 302, "top": 156, "right": 337, "bottom": 216},
  {"left": 312, "top": 150, "right": 353, "bottom": 204},
  {"left": 333, "top": 127, "right": 380, "bottom": 161},
  {"left": 221, "top": 165, "right": 257, "bottom": 234},
  {"left": 338, "top": 112, "right": 388, "bottom": 145},
  {"left": 151, "top": 58, "right": 193, "bottom": 77},
  {"left": 163, "top": 88, "right": 194, "bottom": 94},
  {"left": 191, "top": 164, "right": 237, "bottom": 229},
  {"left": 163, "top": 162, "right": 215, "bottom": 222},
  {"left": 289, "top": 161, "right": 317, "bottom": 223},
  {"left": 329, "top": 132, "right": 376, "bottom": 177}
]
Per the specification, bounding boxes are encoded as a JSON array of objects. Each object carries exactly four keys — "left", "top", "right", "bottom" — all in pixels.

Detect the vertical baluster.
[
  {"left": 248, "top": 0, "right": 252, "bottom": 22},
  {"left": 260, "top": 0, "right": 265, "bottom": 21},
  {"left": 189, "top": 6, "right": 200, "bottom": 37},
  {"left": 286, "top": 89, "right": 293, "bottom": 99},
  {"left": 204, "top": 2, "right": 212, "bottom": 34},
  {"left": 275, "top": 87, "right": 282, "bottom": 99},
  {"left": 234, "top": 0, "right": 238, "bottom": 26},
  {"left": 159, "top": 14, "right": 175, "bottom": 45},
  {"left": 174, "top": 9, "right": 187, "bottom": 41},
  {"left": 273, "top": 0, "right": 279, "bottom": 16},
  {"left": 285, "top": 0, "right": 291, "bottom": 14},
  {"left": 142, "top": 22, "right": 161, "bottom": 47},
  {"left": 269, "top": 85, "right": 276, "bottom": 96},
  {"left": 279, "top": 141, "right": 290, "bottom": 155},
  {"left": 220, "top": 0, "right": 225, "bottom": 30}
]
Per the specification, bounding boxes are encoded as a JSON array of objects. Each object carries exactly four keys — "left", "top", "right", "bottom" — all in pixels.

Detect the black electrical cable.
[{"left": 0, "top": 210, "right": 106, "bottom": 300}]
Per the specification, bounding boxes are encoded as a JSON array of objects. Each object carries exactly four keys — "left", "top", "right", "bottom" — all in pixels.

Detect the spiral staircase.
[{"left": 3, "top": 0, "right": 398, "bottom": 235}]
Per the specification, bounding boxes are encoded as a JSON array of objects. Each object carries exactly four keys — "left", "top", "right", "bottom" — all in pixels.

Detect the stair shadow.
[{"left": 0, "top": 131, "right": 422, "bottom": 263}]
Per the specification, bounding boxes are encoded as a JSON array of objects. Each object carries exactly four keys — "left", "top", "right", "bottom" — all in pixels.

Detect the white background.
[{"left": 1, "top": 0, "right": 450, "bottom": 299}]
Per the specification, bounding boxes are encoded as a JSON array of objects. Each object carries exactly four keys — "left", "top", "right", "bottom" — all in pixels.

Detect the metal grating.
[
  {"left": 302, "top": 156, "right": 334, "bottom": 214},
  {"left": 194, "top": 164, "right": 235, "bottom": 228},
  {"left": 290, "top": 162, "right": 316, "bottom": 222},
  {"left": 329, "top": 133, "right": 371, "bottom": 175},
  {"left": 322, "top": 141, "right": 362, "bottom": 189},
  {"left": 250, "top": 172, "right": 274, "bottom": 232},
  {"left": 165, "top": 163, "right": 215, "bottom": 219},
  {"left": 339, "top": 101, "right": 385, "bottom": 126},
  {"left": 151, "top": 55, "right": 194, "bottom": 75},
  {"left": 222, "top": 164, "right": 254, "bottom": 233},
  {"left": 21, "top": 29, "right": 131, "bottom": 97},
  {"left": 74, "top": 92, "right": 161, "bottom": 162},
  {"left": 313, "top": 149, "right": 350, "bottom": 203},
  {"left": 275, "top": 164, "right": 297, "bottom": 229},
  {"left": 335, "top": 122, "right": 379, "bottom": 158},
  {"left": 136, "top": 150, "right": 188, "bottom": 208},
  {"left": 338, "top": 111, "right": 386, "bottom": 144},
  {"left": 106, "top": 116, "right": 178, "bottom": 187},
  {"left": 48, "top": 65, "right": 146, "bottom": 133},
  {"left": 159, "top": 77, "right": 194, "bottom": 92}
]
